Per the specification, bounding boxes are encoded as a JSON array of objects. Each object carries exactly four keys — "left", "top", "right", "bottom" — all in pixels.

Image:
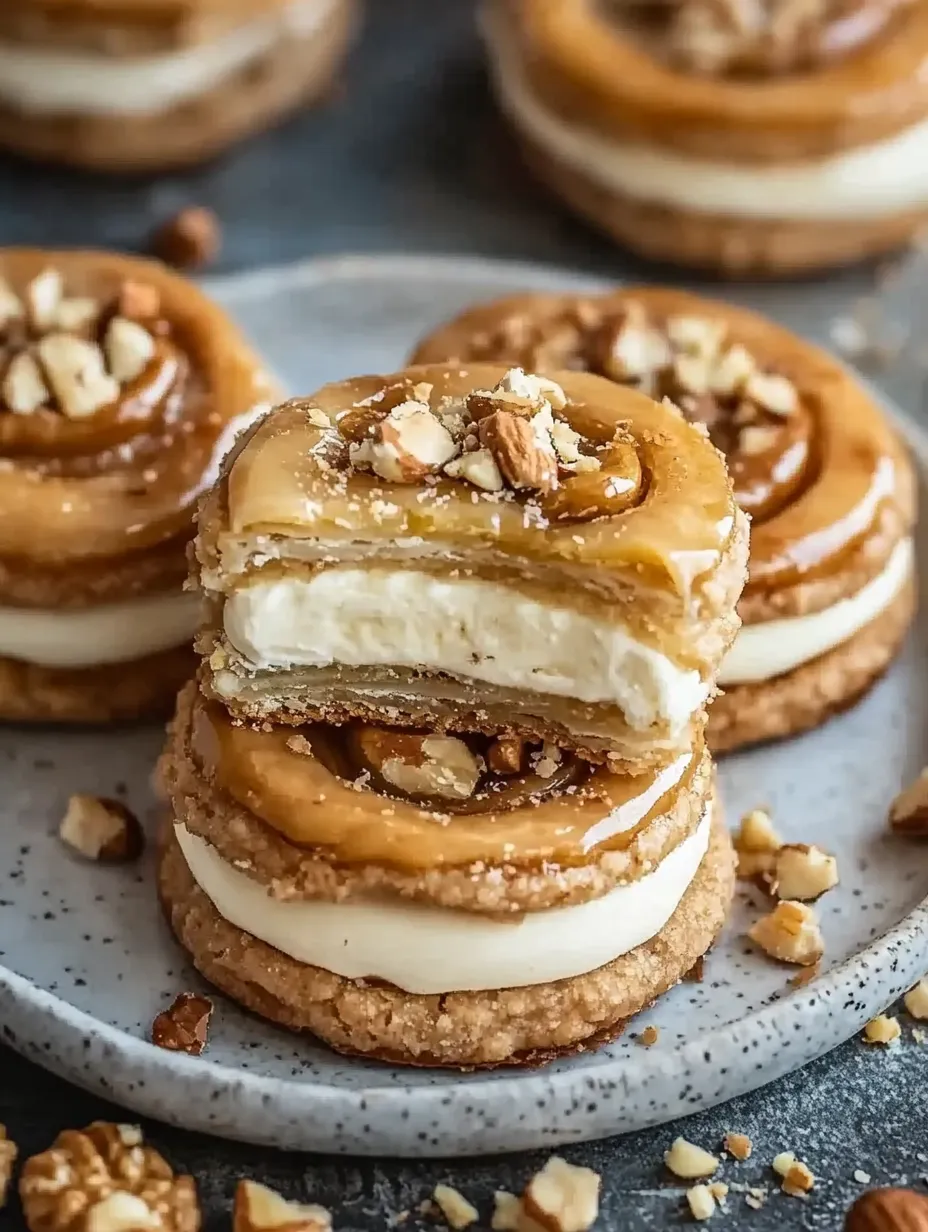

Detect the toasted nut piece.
[
  {"left": 432, "top": 1185, "right": 479, "bottom": 1230},
  {"left": 772, "top": 1151, "right": 796, "bottom": 1177},
  {"left": 487, "top": 736, "right": 526, "bottom": 775},
  {"left": 773, "top": 844, "right": 839, "bottom": 902},
  {"left": 479, "top": 410, "right": 558, "bottom": 493},
  {"left": 54, "top": 298, "right": 100, "bottom": 334},
  {"left": 151, "top": 992, "right": 213, "bottom": 1056},
  {"left": 734, "top": 808, "right": 782, "bottom": 853},
  {"left": 3, "top": 351, "right": 49, "bottom": 415},
  {"left": 748, "top": 901, "right": 824, "bottom": 966},
  {"left": 686, "top": 1185, "right": 716, "bottom": 1221},
  {"left": 37, "top": 334, "right": 119, "bottom": 418},
  {"left": 25, "top": 268, "right": 63, "bottom": 332},
  {"left": 636, "top": 1025, "right": 659, "bottom": 1047},
  {"left": 602, "top": 322, "right": 672, "bottom": 380},
  {"left": 491, "top": 1193, "right": 524, "bottom": 1232},
  {"left": 19, "top": 1122, "right": 200, "bottom": 1232},
  {"left": 889, "top": 769, "right": 928, "bottom": 836},
  {"left": 845, "top": 1187, "right": 928, "bottom": 1232},
  {"left": 0, "top": 277, "right": 24, "bottom": 328},
  {"left": 444, "top": 447, "right": 504, "bottom": 492},
  {"left": 664, "top": 1138, "right": 719, "bottom": 1180},
  {"left": 744, "top": 371, "right": 798, "bottom": 416},
  {"left": 105, "top": 317, "right": 155, "bottom": 384},
  {"left": 59, "top": 795, "right": 144, "bottom": 863},
  {"left": 117, "top": 280, "right": 161, "bottom": 322},
  {"left": 531, "top": 743, "right": 563, "bottom": 779},
  {"left": 354, "top": 728, "right": 482, "bottom": 801},
  {"left": 355, "top": 403, "right": 458, "bottom": 483},
  {"left": 673, "top": 352, "right": 712, "bottom": 397},
  {"left": 233, "top": 1180, "right": 330, "bottom": 1232},
  {"left": 152, "top": 206, "right": 221, "bottom": 270},
  {"left": 708, "top": 1183, "right": 728, "bottom": 1203},
  {"left": 0, "top": 1125, "right": 17, "bottom": 1209},
  {"left": 550, "top": 419, "right": 583, "bottom": 464},
  {"left": 709, "top": 344, "right": 755, "bottom": 396},
  {"left": 904, "top": 978, "right": 928, "bottom": 1020},
  {"left": 738, "top": 425, "right": 780, "bottom": 457},
  {"left": 723, "top": 1133, "right": 752, "bottom": 1161},
  {"left": 862, "top": 1015, "right": 901, "bottom": 1046},
  {"left": 522, "top": 1157, "right": 600, "bottom": 1232},
  {"left": 667, "top": 315, "right": 726, "bottom": 357},
  {"left": 496, "top": 367, "right": 567, "bottom": 409},
  {"left": 737, "top": 850, "right": 777, "bottom": 883},
  {"left": 782, "top": 1161, "right": 815, "bottom": 1198}
]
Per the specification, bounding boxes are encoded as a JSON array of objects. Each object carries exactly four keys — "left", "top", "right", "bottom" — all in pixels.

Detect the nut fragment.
[
  {"left": 862, "top": 1015, "right": 901, "bottom": 1046},
  {"left": 495, "top": 367, "right": 567, "bottom": 409},
  {"left": 117, "top": 281, "right": 161, "bottom": 322},
  {"left": 889, "top": 769, "right": 928, "bottom": 836},
  {"left": 151, "top": 993, "right": 213, "bottom": 1056},
  {"left": 491, "top": 1193, "right": 525, "bottom": 1232},
  {"left": 733, "top": 808, "right": 781, "bottom": 882},
  {"left": 37, "top": 334, "right": 119, "bottom": 419},
  {"left": 432, "top": 1185, "right": 479, "bottom": 1230},
  {"left": 479, "top": 410, "right": 558, "bottom": 493},
  {"left": 0, "top": 276, "right": 24, "bottom": 328},
  {"left": 105, "top": 317, "right": 155, "bottom": 384},
  {"left": 54, "top": 299, "right": 100, "bottom": 334},
  {"left": 522, "top": 1157, "right": 600, "bottom": 1232},
  {"left": 353, "top": 402, "right": 457, "bottom": 483},
  {"left": 782, "top": 1161, "right": 815, "bottom": 1198},
  {"left": 744, "top": 371, "right": 797, "bottom": 416},
  {"left": 152, "top": 206, "right": 221, "bottom": 270},
  {"left": 772, "top": 844, "right": 839, "bottom": 902},
  {"left": 664, "top": 1138, "right": 719, "bottom": 1180},
  {"left": 636, "top": 1025, "right": 659, "bottom": 1048},
  {"left": 748, "top": 901, "right": 824, "bottom": 966},
  {"left": 59, "top": 795, "right": 144, "bottom": 863},
  {"left": 686, "top": 1185, "right": 716, "bottom": 1221},
  {"left": 3, "top": 351, "right": 49, "bottom": 415},
  {"left": 738, "top": 425, "right": 780, "bottom": 457},
  {"left": 355, "top": 728, "right": 482, "bottom": 801},
  {"left": 443, "top": 447, "right": 504, "bottom": 492},
  {"left": 0, "top": 1125, "right": 17, "bottom": 1209},
  {"left": 233, "top": 1180, "right": 330, "bottom": 1232},
  {"left": 723, "top": 1133, "right": 752, "bottom": 1161},
  {"left": 845, "top": 1187, "right": 928, "bottom": 1232},
  {"left": 904, "top": 978, "right": 928, "bottom": 1020},
  {"left": 487, "top": 736, "right": 526, "bottom": 775},
  {"left": 19, "top": 1122, "right": 200, "bottom": 1232},
  {"left": 25, "top": 268, "right": 63, "bottom": 332}
]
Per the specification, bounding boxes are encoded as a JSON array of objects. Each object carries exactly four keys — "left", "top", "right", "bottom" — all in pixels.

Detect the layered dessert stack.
[{"left": 160, "top": 361, "right": 748, "bottom": 1068}]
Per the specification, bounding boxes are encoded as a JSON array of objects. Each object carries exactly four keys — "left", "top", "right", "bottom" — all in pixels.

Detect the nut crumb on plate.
[
  {"left": 862, "top": 1015, "right": 901, "bottom": 1046},
  {"left": 853, "top": 1170, "right": 872, "bottom": 1184},
  {"left": 522, "top": 1156, "right": 601, "bottom": 1232},
  {"left": 748, "top": 901, "right": 824, "bottom": 966},
  {"left": 151, "top": 992, "right": 213, "bottom": 1056},
  {"left": 781, "top": 1160, "right": 815, "bottom": 1198},
  {"left": 903, "top": 979, "right": 928, "bottom": 1020},
  {"left": 772, "top": 844, "right": 839, "bottom": 902},
  {"left": 888, "top": 770, "right": 928, "bottom": 836},
  {"left": 733, "top": 808, "right": 782, "bottom": 882},
  {"left": 59, "top": 795, "right": 144, "bottom": 863},
  {"left": 664, "top": 1138, "right": 719, "bottom": 1180},
  {"left": 686, "top": 1185, "right": 716, "bottom": 1221},
  {"left": 723, "top": 1133, "right": 752, "bottom": 1161},
  {"left": 432, "top": 1185, "right": 479, "bottom": 1230},
  {"left": 636, "top": 1025, "right": 659, "bottom": 1047},
  {"left": 233, "top": 1181, "right": 331, "bottom": 1232}
]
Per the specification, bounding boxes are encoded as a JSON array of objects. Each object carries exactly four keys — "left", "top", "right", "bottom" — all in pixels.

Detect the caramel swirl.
[
  {"left": 0, "top": 249, "right": 275, "bottom": 566},
  {"left": 191, "top": 697, "right": 701, "bottom": 871},
  {"left": 411, "top": 288, "right": 912, "bottom": 596}
]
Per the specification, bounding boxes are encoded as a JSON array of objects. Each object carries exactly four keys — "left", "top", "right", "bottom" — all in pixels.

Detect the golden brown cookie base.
[
  {"left": 0, "top": 0, "right": 357, "bottom": 172},
  {"left": 517, "top": 131, "right": 928, "bottom": 277},
  {"left": 710, "top": 575, "right": 915, "bottom": 753},
  {"left": 0, "top": 643, "right": 195, "bottom": 724},
  {"left": 158, "top": 805, "right": 734, "bottom": 1068}
]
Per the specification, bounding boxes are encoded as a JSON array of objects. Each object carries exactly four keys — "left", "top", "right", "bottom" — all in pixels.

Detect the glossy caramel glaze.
[
  {"left": 0, "top": 249, "right": 276, "bottom": 590},
  {"left": 501, "top": 0, "right": 928, "bottom": 160},
  {"left": 411, "top": 288, "right": 915, "bottom": 604},
  {"left": 189, "top": 690, "right": 705, "bottom": 871},
  {"left": 219, "top": 362, "right": 739, "bottom": 609}
]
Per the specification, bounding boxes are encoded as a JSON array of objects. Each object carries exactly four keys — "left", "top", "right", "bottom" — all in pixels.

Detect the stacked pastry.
[
  {"left": 160, "top": 362, "right": 747, "bottom": 1068},
  {"left": 0, "top": 247, "right": 275, "bottom": 722},
  {"left": 412, "top": 289, "right": 917, "bottom": 752}
]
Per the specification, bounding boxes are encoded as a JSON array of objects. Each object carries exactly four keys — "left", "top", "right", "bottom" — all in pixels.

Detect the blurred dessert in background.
[
  {"left": 0, "top": 0, "right": 359, "bottom": 172},
  {"left": 481, "top": 0, "right": 928, "bottom": 275}
]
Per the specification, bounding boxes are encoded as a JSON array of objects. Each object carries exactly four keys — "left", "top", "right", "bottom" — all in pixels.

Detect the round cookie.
[{"left": 159, "top": 802, "right": 734, "bottom": 1069}]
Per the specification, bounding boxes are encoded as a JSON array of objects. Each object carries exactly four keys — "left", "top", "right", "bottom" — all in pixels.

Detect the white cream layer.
[
  {"left": 485, "top": 15, "right": 928, "bottom": 221},
  {"left": 175, "top": 806, "right": 711, "bottom": 994},
  {"left": 0, "top": 0, "right": 336, "bottom": 117},
  {"left": 0, "top": 591, "right": 199, "bottom": 669},
  {"left": 720, "top": 536, "right": 913, "bottom": 686},
  {"left": 222, "top": 569, "right": 709, "bottom": 732}
]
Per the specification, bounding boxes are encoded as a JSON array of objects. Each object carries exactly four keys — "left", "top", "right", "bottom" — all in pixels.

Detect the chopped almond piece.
[
  {"left": 664, "top": 1138, "right": 719, "bottom": 1180},
  {"left": 723, "top": 1133, "right": 752, "bottom": 1161},
  {"left": 0, "top": 277, "right": 23, "bottom": 328},
  {"left": 3, "top": 351, "right": 49, "bottom": 415},
  {"left": 734, "top": 808, "right": 782, "bottom": 853},
  {"left": 25, "top": 268, "right": 62, "bottom": 332},
  {"left": 708, "top": 1183, "right": 728, "bottom": 1202},
  {"left": 105, "top": 317, "right": 155, "bottom": 384},
  {"left": 522, "top": 1157, "right": 601, "bottom": 1232},
  {"left": 772, "top": 844, "right": 838, "bottom": 902},
  {"left": 903, "top": 978, "right": 928, "bottom": 1020},
  {"left": 233, "top": 1179, "right": 331, "bottom": 1232},
  {"left": 491, "top": 1192, "right": 523, "bottom": 1232},
  {"left": 744, "top": 371, "right": 797, "bottom": 416},
  {"left": 782, "top": 1161, "right": 815, "bottom": 1198},
  {"left": 748, "top": 901, "right": 824, "bottom": 967},
  {"left": 432, "top": 1185, "right": 479, "bottom": 1230},
  {"left": 37, "top": 333, "right": 119, "bottom": 418},
  {"left": 862, "top": 1015, "right": 901, "bottom": 1045},
  {"left": 444, "top": 447, "right": 504, "bottom": 492},
  {"left": 772, "top": 1152, "right": 795, "bottom": 1177},
  {"left": 686, "top": 1185, "right": 716, "bottom": 1221}
]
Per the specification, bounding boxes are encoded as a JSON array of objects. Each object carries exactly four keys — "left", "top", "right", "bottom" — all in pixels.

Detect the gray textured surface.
[{"left": 1, "top": 0, "right": 928, "bottom": 1224}]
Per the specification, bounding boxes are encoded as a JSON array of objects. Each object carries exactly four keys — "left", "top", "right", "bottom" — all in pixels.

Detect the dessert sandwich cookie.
[
  {"left": 195, "top": 363, "right": 749, "bottom": 775},
  {"left": 482, "top": 0, "right": 928, "bottom": 274},
  {"left": 0, "top": 0, "right": 358, "bottom": 172},
  {"left": 412, "top": 288, "right": 917, "bottom": 752},
  {"left": 159, "top": 681, "right": 734, "bottom": 1068},
  {"left": 0, "top": 248, "right": 276, "bottom": 723}
]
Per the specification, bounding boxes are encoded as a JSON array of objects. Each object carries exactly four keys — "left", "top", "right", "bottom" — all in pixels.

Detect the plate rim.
[{"left": 2, "top": 250, "right": 927, "bottom": 1158}]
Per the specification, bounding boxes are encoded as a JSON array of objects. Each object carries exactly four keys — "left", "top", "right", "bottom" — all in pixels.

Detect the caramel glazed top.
[
  {"left": 411, "top": 288, "right": 915, "bottom": 625},
  {"left": 0, "top": 249, "right": 276, "bottom": 611}
]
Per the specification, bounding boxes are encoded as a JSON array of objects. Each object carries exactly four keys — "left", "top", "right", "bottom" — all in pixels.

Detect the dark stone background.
[{"left": 1, "top": 0, "right": 926, "bottom": 1227}]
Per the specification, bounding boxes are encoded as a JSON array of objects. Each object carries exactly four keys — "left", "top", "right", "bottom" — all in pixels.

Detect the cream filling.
[
  {"left": 222, "top": 569, "right": 709, "bottom": 732},
  {"left": 0, "top": 591, "right": 200, "bottom": 669},
  {"left": 720, "top": 536, "right": 913, "bottom": 686},
  {"left": 0, "top": 0, "right": 337, "bottom": 117},
  {"left": 485, "top": 11, "right": 928, "bottom": 221},
  {"left": 175, "top": 805, "right": 711, "bottom": 994}
]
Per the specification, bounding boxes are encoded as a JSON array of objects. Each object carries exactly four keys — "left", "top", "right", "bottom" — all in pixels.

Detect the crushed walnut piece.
[
  {"left": 732, "top": 807, "right": 782, "bottom": 884},
  {"left": 723, "top": 1133, "right": 752, "bottom": 1161},
  {"left": 664, "top": 1138, "right": 719, "bottom": 1180},
  {"left": 0, "top": 1125, "right": 17, "bottom": 1209},
  {"left": 487, "top": 736, "right": 526, "bottom": 775},
  {"left": 771, "top": 1152, "right": 815, "bottom": 1197},
  {"left": 432, "top": 1186, "right": 479, "bottom": 1230},
  {"left": 59, "top": 795, "right": 145, "bottom": 863},
  {"left": 353, "top": 728, "right": 483, "bottom": 801},
  {"left": 862, "top": 1015, "right": 901, "bottom": 1046},
  {"left": 903, "top": 978, "right": 928, "bottom": 1020},
  {"left": 151, "top": 992, "right": 213, "bottom": 1056},
  {"left": 522, "top": 1157, "right": 601, "bottom": 1232},
  {"left": 772, "top": 844, "right": 839, "bottom": 902},
  {"left": 19, "top": 1122, "right": 200, "bottom": 1232},
  {"left": 889, "top": 769, "right": 928, "bottom": 836},
  {"left": 748, "top": 901, "right": 824, "bottom": 966},
  {"left": 233, "top": 1180, "right": 331, "bottom": 1232}
]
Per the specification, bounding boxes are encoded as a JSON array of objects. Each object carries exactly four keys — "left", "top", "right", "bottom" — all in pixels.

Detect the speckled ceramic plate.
[{"left": 1, "top": 255, "right": 927, "bottom": 1158}]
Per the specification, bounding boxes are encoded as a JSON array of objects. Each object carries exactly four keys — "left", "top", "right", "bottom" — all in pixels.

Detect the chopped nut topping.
[
  {"left": 487, "top": 736, "right": 526, "bottom": 775},
  {"left": 3, "top": 351, "right": 49, "bottom": 415},
  {"left": 723, "top": 1133, "right": 752, "bottom": 1161},
  {"left": 686, "top": 1185, "right": 716, "bottom": 1221},
  {"left": 151, "top": 992, "right": 213, "bottom": 1056},
  {"left": 708, "top": 1183, "right": 728, "bottom": 1203},
  {"left": 0, "top": 1125, "right": 17, "bottom": 1210},
  {"left": 491, "top": 1192, "right": 525, "bottom": 1232},
  {"left": 351, "top": 400, "right": 458, "bottom": 483},
  {"left": 59, "top": 795, "right": 144, "bottom": 863},
  {"left": 233, "top": 1180, "right": 331, "bottom": 1232},
  {"left": 522, "top": 1157, "right": 600, "bottom": 1232},
  {"left": 19, "top": 1122, "right": 200, "bottom": 1232},
  {"left": 733, "top": 808, "right": 781, "bottom": 884},
  {"left": 54, "top": 298, "right": 100, "bottom": 334},
  {"left": 664, "top": 1138, "right": 719, "bottom": 1179},
  {"left": 354, "top": 728, "right": 483, "bottom": 801},
  {"left": 478, "top": 410, "right": 558, "bottom": 494},
  {"left": 738, "top": 424, "right": 780, "bottom": 456},
  {"left": 117, "top": 280, "right": 161, "bottom": 322},
  {"left": 636, "top": 1025, "right": 659, "bottom": 1047},
  {"left": 0, "top": 277, "right": 24, "bottom": 327},
  {"left": 432, "top": 1185, "right": 479, "bottom": 1230},
  {"left": 889, "top": 769, "right": 928, "bottom": 836},
  {"left": 25, "top": 268, "right": 63, "bottom": 333},
  {"left": 862, "top": 1015, "right": 901, "bottom": 1046},
  {"left": 772, "top": 844, "right": 839, "bottom": 901},
  {"left": 36, "top": 334, "right": 119, "bottom": 419},
  {"left": 152, "top": 206, "right": 221, "bottom": 271},
  {"left": 444, "top": 446, "right": 505, "bottom": 491},
  {"left": 748, "top": 901, "right": 824, "bottom": 966},
  {"left": 903, "top": 978, "right": 928, "bottom": 1020},
  {"left": 771, "top": 1153, "right": 815, "bottom": 1197},
  {"left": 105, "top": 317, "right": 156, "bottom": 384}
]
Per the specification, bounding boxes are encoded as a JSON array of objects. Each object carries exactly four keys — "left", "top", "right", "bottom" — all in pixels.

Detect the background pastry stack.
[{"left": 160, "top": 361, "right": 748, "bottom": 1068}]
